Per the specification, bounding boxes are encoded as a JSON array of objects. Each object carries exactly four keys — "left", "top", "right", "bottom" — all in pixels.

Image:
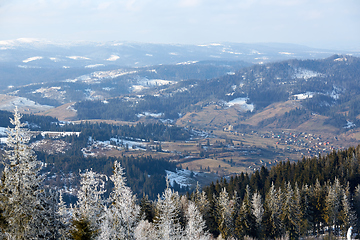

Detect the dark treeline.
[
  {"left": 183, "top": 145, "right": 360, "bottom": 239},
  {"left": 0, "top": 110, "right": 191, "bottom": 142},
  {"left": 39, "top": 152, "right": 177, "bottom": 200},
  {"left": 207, "top": 145, "right": 360, "bottom": 198},
  {"left": 55, "top": 121, "right": 191, "bottom": 142},
  {"left": 0, "top": 110, "right": 58, "bottom": 130},
  {"left": 78, "top": 122, "right": 191, "bottom": 142}
]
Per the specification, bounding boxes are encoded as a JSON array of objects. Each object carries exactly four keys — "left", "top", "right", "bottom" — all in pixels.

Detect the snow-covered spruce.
[
  {"left": 0, "top": 108, "right": 63, "bottom": 239},
  {"left": 70, "top": 169, "right": 107, "bottom": 239},
  {"left": 98, "top": 160, "right": 141, "bottom": 240}
]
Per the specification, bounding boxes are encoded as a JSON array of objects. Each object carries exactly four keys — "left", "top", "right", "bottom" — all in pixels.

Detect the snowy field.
[
  {"left": 293, "top": 92, "right": 314, "bottom": 100},
  {"left": 166, "top": 169, "right": 200, "bottom": 188},
  {"left": 23, "top": 56, "right": 43, "bottom": 63},
  {"left": 166, "top": 169, "right": 219, "bottom": 190},
  {"left": 225, "top": 98, "right": 254, "bottom": 112},
  {"left": 65, "top": 69, "right": 138, "bottom": 84},
  {"left": 0, "top": 96, "right": 54, "bottom": 113},
  {"left": 136, "top": 78, "right": 176, "bottom": 87},
  {"left": 137, "top": 112, "right": 163, "bottom": 118},
  {"left": 82, "top": 137, "right": 148, "bottom": 157}
]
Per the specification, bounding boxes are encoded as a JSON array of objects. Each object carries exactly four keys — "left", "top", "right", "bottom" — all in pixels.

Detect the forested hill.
[
  {"left": 205, "top": 145, "right": 360, "bottom": 198},
  {"left": 201, "top": 145, "right": 360, "bottom": 238},
  {"left": 73, "top": 55, "right": 360, "bottom": 130}
]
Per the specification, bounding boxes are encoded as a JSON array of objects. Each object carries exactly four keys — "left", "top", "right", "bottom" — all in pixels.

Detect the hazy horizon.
[{"left": 0, "top": 0, "right": 359, "bottom": 51}]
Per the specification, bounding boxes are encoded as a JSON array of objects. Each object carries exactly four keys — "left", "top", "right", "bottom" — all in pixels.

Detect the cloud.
[
  {"left": 178, "top": 0, "right": 202, "bottom": 8},
  {"left": 97, "top": 2, "right": 112, "bottom": 10}
]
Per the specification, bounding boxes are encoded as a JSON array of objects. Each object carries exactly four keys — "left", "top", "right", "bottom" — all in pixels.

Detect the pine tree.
[
  {"left": 339, "top": 183, "right": 356, "bottom": 237},
  {"left": 154, "top": 179, "right": 183, "bottom": 240},
  {"left": 0, "top": 108, "right": 62, "bottom": 239},
  {"left": 235, "top": 185, "right": 257, "bottom": 239},
  {"left": 215, "top": 187, "right": 234, "bottom": 239},
  {"left": 311, "top": 179, "right": 325, "bottom": 235},
  {"left": 263, "top": 183, "right": 283, "bottom": 239},
  {"left": 251, "top": 191, "right": 264, "bottom": 237},
  {"left": 70, "top": 218, "right": 96, "bottom": 240},
  {"left": 134, "top": 219, "right": 157, "bottom": 240},
  {"left": 324, "top": 178, "right": 342, "bottom": 236},
  {"left": 184, "top": 201, "right": 210, "bottom": 240},
  {"left": 191, "top": 183, "right": 210, "bottom": 216},
  {"left": 58, "top": 192, "right": 72, "bottom": 239},
  {"left": 299, "top": 184, "right": 313, "bottom": 237},
  {"left": 353, "top": 185, "right": 360, "bottom": 234},
  {"left": 281, "top": 182, "right": 300, "bottom": 240},
  {"left": 140, "top": 194, "right": 155, "bottom": 223},
  {"left": 99, "top": 160, "right": 141, "bottom": 240},
  {"left": 71, "top": 169, "right": 107, "bottom": 239}
]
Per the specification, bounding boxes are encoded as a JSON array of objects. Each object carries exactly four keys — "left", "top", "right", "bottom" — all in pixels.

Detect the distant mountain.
[
  {"left": 67, "top": 54, "right": 360, "bottom": 132},
  {"left": 1, "top": 38, "right": 357, "bottom": 89}
]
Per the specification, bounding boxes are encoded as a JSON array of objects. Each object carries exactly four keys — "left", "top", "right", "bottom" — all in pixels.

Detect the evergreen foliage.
[
  {"left": 0, "top": 108, "right": 63, "bottom": 239},
  {"left": 3, "top": 110, "right": 360, "bottom": 239}
]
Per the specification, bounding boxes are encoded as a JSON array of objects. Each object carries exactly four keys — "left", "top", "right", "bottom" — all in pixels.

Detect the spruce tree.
[
  {"left": 281, "top": 182, "right": 300, "bottom": 240},
  {"left": 154, "top": 179, "right": 183, "bottom": 240},
  {"left": 324, "top": 178, "right": 342, "bottom": 236},
  {"left": 184, "top": 201, "right": 210, "bottom": 240},
  {"left": 99, "top": 160, "right": 141, "bottom": 240},
  {"left": 251, "top": 191, "right": 264, "bottom": 237},
  {"left": 339, "top": 183, "right": 356, "bottom": 237},
  {"left": 311, "top": 179, "right": 325, "bottom": 236},
  {"left": 235, "top": 185, "right": 257, "bottom": 239},
  {"left": 71, "top": 169, "right": 107, "bottom": 239},
  {"left": 215, "top": 187, "right": 234, "bottom": 239},
  {"left": 0, "top": 108, "right": 62, "bottom": 239},
  {"left": 263, "top": 183, "right": 283, "bottom": 239}
]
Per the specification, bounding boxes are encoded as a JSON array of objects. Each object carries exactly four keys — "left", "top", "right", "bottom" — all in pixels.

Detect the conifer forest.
[{"left": 1, "top": 109, "right": 360, "bottom": 240}]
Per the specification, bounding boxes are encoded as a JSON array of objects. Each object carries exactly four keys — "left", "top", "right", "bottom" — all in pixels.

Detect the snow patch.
[
  {"left": 344, "top": 121, "right": 356, "bottom": 129},
  {"left": 67, "top": 56, "right": 90, "bottom": 60},
  {"left": 23, "top": 56, "right": 43, "bottom": 63},
  {"left": 166, "top": 169, "right": 196, "bottom": 188},
  {"left": 110, "top": 138, "right": 147, "bottom": 149},
  {"left": 225, "top": 98, "right": 254, "bottom": 112},
  {"left": 0, "top": 97, "right": 53, "bottom": 112},
  {"left": 176, "top": 61, "right": 198, "bottom": 65},
  {"left": 106, "top": 55, "right": 120, "bottom": 61},
  {"left": 131, "top": 85, "right": 147, "bottom": 92},
  {"left": 49, "top": 57, "right": 60, "bottom": 62},
  {"left": 137, "top": 78, "right": 176, "bottom": 87},
  {"left": 330, "top": 85, "right": 342, "bottom": 100},
  {"left": 334, "top": 56, "right": 348, "bottom": 61},
  {"left": 102, "top": 87, "right": 114, "bottom": 91},
  {"left": 18, "top": 65, "right": 41, "bottom": 69},
  {"left": 85, "top": 64, "right": 105, "bottom": 68},
  {"left": 279, "top": 52, "right": 294, "bottom": 55},
  {"left": 198, "top": 43, "right": 222, "bottom": 47},
  {"left": 293, "top": 92, "right": 314, "bottom": 100},
  {"left": 293, "top": 68, "right": 323, "bottom": 80},
  {"left": 33, "top": 86, "right": 61, "bottom": 94},
  {"left": 137, "top": 112, "right": 163, "bottom": 118}
]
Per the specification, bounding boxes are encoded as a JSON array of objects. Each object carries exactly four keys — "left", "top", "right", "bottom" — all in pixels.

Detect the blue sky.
[{"left": 0, "top": 0, "right": 359, "bottom": 50}]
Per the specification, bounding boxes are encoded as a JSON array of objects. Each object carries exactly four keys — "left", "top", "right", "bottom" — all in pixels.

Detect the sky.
[{"left": 0, "top": 0, "right": 359, "bottom": 50}]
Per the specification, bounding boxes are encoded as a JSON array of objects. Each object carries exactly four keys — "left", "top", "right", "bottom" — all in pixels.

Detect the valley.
[{"left": 1, "top": 41, "right": 360, "bottom": 197}]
